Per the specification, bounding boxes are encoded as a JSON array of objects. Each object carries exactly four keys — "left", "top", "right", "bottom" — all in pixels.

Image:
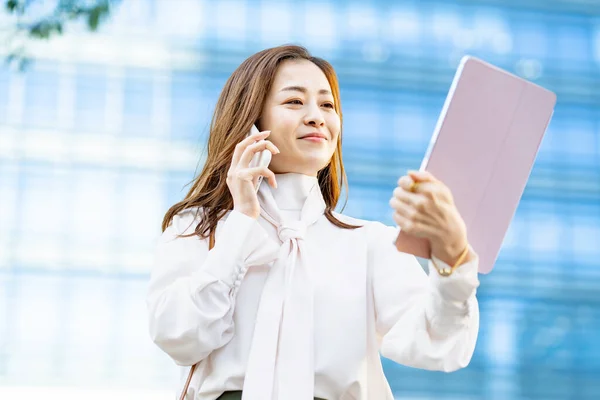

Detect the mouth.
[{"left": 298, "top": 133, "right": 327, "bottom": 142}]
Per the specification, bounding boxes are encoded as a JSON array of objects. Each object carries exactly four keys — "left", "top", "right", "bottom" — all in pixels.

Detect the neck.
[{"left": 270, "top": 173, "right": 318, "bottom": 213}]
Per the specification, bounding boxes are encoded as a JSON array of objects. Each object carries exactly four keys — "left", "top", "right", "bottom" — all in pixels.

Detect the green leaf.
[
  {"left": 29, "top": 20, "right": 62, "bottom": 39},
  {"left": 67, "top": 7, "right": 85, "bottom": 19},
  {"left": 5, "top": 0, "right": 18, "bottom": 12},
  {"left": 30, "top": 21, "right": 52, "bottom": 39},
  {"left": 87, "top": 3, "right": 109, "bottom": 31}
]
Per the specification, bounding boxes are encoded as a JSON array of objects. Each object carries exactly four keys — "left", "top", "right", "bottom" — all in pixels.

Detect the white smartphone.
[{"left": 247, "top": 124, "right": 272, "bottom": 191}]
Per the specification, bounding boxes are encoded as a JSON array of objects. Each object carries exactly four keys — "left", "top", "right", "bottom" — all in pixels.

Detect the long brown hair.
[{"left": 162, "top": 44, "right": 360, "bottom": 241}]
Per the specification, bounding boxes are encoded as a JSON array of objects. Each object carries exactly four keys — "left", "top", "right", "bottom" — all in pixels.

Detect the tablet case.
[{"left": 394, "top": 56, "right": 557, "bottom": 274}]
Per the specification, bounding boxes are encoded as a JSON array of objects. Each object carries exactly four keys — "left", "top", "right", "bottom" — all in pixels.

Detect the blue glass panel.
[{"left": 23, "top": 63, "right": 60, "bottom": 128}]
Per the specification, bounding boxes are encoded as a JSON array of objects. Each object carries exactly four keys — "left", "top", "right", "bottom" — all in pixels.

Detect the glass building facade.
[{"left": 0, "top": 0, "right": 599, "bottom": 398}]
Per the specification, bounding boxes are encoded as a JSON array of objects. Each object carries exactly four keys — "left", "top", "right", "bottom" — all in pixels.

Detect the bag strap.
[
  {"left": 179, "top": 363, "right": 197, "bottom": 400},
  {"left": 178, "top": 230, "right": 216, "bottom": 400}
]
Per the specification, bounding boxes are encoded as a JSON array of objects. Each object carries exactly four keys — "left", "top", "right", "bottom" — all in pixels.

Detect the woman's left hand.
[{"left": 389, "top": 170, "right": 470, "bottom": 265}]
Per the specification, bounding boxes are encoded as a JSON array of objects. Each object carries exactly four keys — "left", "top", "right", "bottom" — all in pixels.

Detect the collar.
[{"left": 270, "top": 173, "right": 319, "bottom": 212}]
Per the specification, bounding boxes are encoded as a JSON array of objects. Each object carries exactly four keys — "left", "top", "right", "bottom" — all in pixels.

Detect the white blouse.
[{"left": 146, "top": 173, "right": 480, "bottom": 400}]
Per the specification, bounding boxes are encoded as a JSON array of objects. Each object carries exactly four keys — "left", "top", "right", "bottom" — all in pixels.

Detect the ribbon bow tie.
[
  {"left": 277, "top": 221, "right": 307, "bottom": 242},
  {"left": 242, "top": 182, "right": 325, "bottom": 400}
]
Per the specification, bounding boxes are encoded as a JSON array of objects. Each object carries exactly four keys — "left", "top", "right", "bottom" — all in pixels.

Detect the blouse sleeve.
[
  {"left": 146, "top": 209, "right": 275, "bottom": 366},
  {"left": 369, "top": 222, "right": 480, "bottom": 372}
]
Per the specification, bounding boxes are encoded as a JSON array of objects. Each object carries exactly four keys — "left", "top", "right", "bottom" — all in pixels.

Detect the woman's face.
[{"left": 258, "top": 59, "right": 341, "bottom": 176}]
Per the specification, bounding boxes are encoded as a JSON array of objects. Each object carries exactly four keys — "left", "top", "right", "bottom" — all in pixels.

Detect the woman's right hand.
[{"left": 227, "top": 130, "right": 280, "bottom": 219}]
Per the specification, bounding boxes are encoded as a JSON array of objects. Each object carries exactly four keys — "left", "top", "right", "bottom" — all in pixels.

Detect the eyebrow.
[{"left": 279, "top": 86, "right": 332, "bottom": 95}]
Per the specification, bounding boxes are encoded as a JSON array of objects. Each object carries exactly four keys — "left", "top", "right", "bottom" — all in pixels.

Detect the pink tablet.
[{"left": 395, "top": 56, "right": 557, "bottom": 274}]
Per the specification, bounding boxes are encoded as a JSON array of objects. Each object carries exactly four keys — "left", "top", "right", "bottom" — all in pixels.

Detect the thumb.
[{"left": 407, "top": 170, "right": 436, "bottom": 183}]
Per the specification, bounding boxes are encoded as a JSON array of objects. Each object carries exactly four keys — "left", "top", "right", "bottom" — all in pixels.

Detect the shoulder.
[
  {"left": 330, "top": 212, "right": 398, "bottom": 242},
  {"left": 168, "top": 207, "right": 203, "bottom": 235},
  {"left": 169, "top": 207, "right": 234, "bottom": 236},
  {"left": 330, "top": 211, "right": 365, "bottom": 226}
]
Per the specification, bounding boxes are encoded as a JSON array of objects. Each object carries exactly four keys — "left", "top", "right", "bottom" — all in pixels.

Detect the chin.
[
  {"left": 302, "top": 156, "right": 331, "bottom": 173},
  {"left": 273, "top": 159, "right": 328, "bottom": 176}
]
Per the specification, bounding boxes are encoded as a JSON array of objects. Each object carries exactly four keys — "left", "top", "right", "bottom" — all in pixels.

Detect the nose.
[{"left": 303, "top": 102, "right": 325, "bottom": 127}]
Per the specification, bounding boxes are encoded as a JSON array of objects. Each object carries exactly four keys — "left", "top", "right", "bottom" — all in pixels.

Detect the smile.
[{"left": 300, "top": 136, "right": 327, "bottom": 143}]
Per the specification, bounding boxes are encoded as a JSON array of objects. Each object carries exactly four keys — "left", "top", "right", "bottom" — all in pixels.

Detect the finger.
[
  {"left": 242, "top": 166, "right": 277, "bottom": 188},
  {"left": 390, "top": 192, "right": 432, "bottom": 226},
  {"left": 412, "top": 180, "right": 447, "bottom": 202},
  {"left": 231, "top": 130, "right": 271, "bottom": 166},
  {"left": 389, "top": 195, "right": 406, "bottom": 211},
  {"left": 389, "top": 196, "right": 418, "bottom": 216},
  {"left": 239, "top": 140, "right": 280, "bottom": 167},
  {"left": 397, "top": 175, "right": 416, "bottom": 192},
  {"left": 398, "top": 175, "right": 432, "bottom": 194},
  {"left": 392, "top": 186, "right": 425, "bottom": 210},
  {"left": 393, "top": 211, "right": 436, "bottom": 238},
  {"left": 408, "top": 169, "right": 438, "bottom": 183},
  {"left": 401, "top": 178, "right": 441, "bottom": 198},
  {"left": 393, "top": 211, "right": 420, "bottom": 235},
  {"left": 391, "top": 200, "right": 423, "bottom": 225},
  {"left": 232, "top": 130, "right": 271, "bottom": 165}
]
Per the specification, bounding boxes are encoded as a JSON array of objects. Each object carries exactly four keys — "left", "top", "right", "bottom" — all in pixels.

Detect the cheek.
[
  {"left": 261, "top": 109, "right": 294, "bottom": 145},
  {"left": 327, "top": 115, "right": 341, "bottom": 140},
  {"left": 271, "top": 111, "right": 300, "bottom": 143},
  {"left": 277, "top": 113, "right": 299, "bottom": 132}
]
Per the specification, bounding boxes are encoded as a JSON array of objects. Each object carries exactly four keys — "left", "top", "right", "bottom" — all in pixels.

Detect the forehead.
[{"left": 271, "top": 59, "right": 332, "bottom": 92}]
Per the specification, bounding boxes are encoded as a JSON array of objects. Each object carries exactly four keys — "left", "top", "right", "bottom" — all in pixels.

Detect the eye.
[
  {"left": 322, "top": 102, "right": 334, "bottom": 109},
  {"left": 286, "top": 99, "right": 303, "bottom": 105}
]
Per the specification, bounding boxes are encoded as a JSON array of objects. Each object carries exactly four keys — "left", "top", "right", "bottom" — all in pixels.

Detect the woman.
[{"left": 147, "top": 45, "right": 480, "bottom": 400}]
